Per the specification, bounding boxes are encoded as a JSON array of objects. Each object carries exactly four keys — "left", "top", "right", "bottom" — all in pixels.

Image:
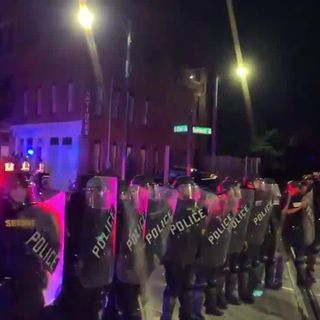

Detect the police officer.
[
  {"left": 0, "top": 172, "right": 47, "bottom": 320},
  {"left": 260, "top": 179, "right": 283, "bottom": 289},
  {"left": 192, "top": 179, "right": 235, "bottom": 319},
  {"left": 282, "top": 180, "right": 312, "bottom": 287},
  {"left": 161, "top": 176, "right": 205, "bottom": 320},
  {"left": 225, "top": 180, "right": 254, "bottom": 305},
  {"left": 238, "top": 177, "right": 274, "bottom": 303},
  {"left": 115, "top": 175, "right": 152, "bottom": 320}
]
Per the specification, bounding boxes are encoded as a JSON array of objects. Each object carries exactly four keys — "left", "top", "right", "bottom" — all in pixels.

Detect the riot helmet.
[
  {"left": 173, "top": 176, "right": 199, "bottom": 201},
  {"left": 85, "top": 176, "right": 112, "bottom": 210},
  {"left": 129, "top": 175, "right": 152, "bottom": 213}
]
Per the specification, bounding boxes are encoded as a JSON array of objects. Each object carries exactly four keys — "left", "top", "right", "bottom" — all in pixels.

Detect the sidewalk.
[
  {"left": 311, "top": 257, "right": 320, "bottom": 306},
  {"left": 143, "top": 264, "right": 306, "bottom": 320}
]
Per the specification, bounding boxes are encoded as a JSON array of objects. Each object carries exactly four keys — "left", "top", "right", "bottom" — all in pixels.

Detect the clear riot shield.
[
  {"left": 199, "top": 190, "right": 233, "bottom": 268},
  {"left": 229, "top": 188, "right": 255, "bottom": 254},
  {"left": 246, "top": 181, "right": 274, "bottom": 246},
  {"left": 164, "top": 182, "right": 206, "bottom": 267},
  {"left": 1, "top": 192, "right": 66, "bottom": 306},
  {"left": 79, "top": 176, "right": 117, "bottom": 288},
  {"left": 145, "top": 186, "right": 175, "bottom": 275},
  {"left": 302, "top": 189, "right": 315, "bottom": 246},
  {"left": 116, "top": 183, "right": 149, "bottom": 285}
]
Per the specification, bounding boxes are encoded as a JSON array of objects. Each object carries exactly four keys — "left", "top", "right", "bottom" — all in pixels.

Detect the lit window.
[
  {"left": 23, "top": 89, "right": 29, "bottom": 115},
  {"left": 95, "top": 86, "right": 103, "bottom": 116},
  {"left": 129, "top": 95, "right": 134, "bottom": 123},
  {"left": 67, "top": 82, "right": 74, "bottom": 112},
  {"left": 5, "top": 162, "right": 15, "bottom": 172},
  {"left": 51, "top": 85, "right": 57, "bottom": 114},
  {"left": 36, "top": 87, "right": 42, "bottom": 115},
  {"left": 21, "top": 160, "right": 31, "bottom": 172},
  {"left": 126, "top": 146, "right": 132, "bottom": 157}
]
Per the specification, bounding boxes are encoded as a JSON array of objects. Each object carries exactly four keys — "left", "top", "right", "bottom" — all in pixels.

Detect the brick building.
[{"left": 0, "top": 1, "right": 211, "bottom": 189}]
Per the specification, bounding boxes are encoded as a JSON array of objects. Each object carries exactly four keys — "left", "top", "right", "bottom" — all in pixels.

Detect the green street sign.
[
  {"left": 174, "top": 125, "right": 188, "bottom": 133},
  {"left": 192, "top": 126, "right": 212, "bottom": 135},
  {"left": 173, "top": 125, "right": 212, "bottom": 135}
]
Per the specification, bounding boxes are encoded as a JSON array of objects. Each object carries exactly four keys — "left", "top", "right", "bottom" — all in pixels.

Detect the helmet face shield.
[
  {"left": 129, "top": 185, "right": 149, "bottom": 213},
  {"left": 178, "top": 183, "right": 199, "bottom": 200},
  {"left": 85, "top": 177, "right": 116, "bottom": 210},
  {"left": 204, "top": 192, "right": 220, "bottom": 215}
]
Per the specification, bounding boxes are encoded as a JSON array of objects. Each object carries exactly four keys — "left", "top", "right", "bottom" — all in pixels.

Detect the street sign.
[
  {"left": 192, "top": 126, "right": 212, "bottom": 135},
  {"left": 174, "top": 125, "right": 188, "bottom": 133},
  {"left": 173, "top": 125, "right": 212, "bottom": 135}
]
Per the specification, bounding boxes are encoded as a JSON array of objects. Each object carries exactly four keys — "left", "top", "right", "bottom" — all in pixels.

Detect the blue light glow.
[
  {"left": 253, "top": 289, "right": 264, "bottom": 297},
  {"left": 27, "top": 148, "right": 34, "bottom": 156}
]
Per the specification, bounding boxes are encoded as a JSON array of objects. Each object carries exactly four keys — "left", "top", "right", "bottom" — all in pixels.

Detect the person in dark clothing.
[
  {"left": 260, "top": 181, "right": 283, "bottom": 290},
  {"left": 0, "top": 172, "right": 46, "bottom": 320},
  {"left": 161, "top": 176, "right": 205, "bottom": 320},
  {"left": 282, "top": 181, "right": 312, "bottom": 287},
  {"left": 192, "top": 179, "right": 236, "bottom": 319}
]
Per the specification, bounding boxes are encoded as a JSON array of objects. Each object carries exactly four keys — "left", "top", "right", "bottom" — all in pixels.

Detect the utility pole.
[
  {"left": 211, "top": 76, "right": 219, "bottom": 159},
  {"left": 121, "top": 20, "right": 132, "bottom": 181},
  {"left": 105, "top": 77, "right": 114, "bottom": 170}
]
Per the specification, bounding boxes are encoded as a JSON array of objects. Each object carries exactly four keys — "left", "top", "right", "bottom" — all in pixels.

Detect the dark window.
[
  {"left": 0, "top": 23, "right": 13, "bottom": 56},
  {"left": 27, "top": 138, "right": 33, "bottom": 147},
  {"left": 50, "top": 137, "right": 59, "bottom": 145},
  {"left": 62, "top": 137, "right": 72, "bottom": 145},
  {"left": 93, "top": 140, "right": 101, "bottom": 172}
]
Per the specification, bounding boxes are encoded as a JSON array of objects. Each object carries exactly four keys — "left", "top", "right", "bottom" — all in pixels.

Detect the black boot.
[
  {"left": 216, "top": 276, "right": 228, "bottom": 310},
  {"left": 179, "top": 291, "right": 193, "bottom": 320},
  {"left": 273, "top": 256, "right": 283, "bottom": 289},
  {"left": 238, "top": 272, "right": 254, "bottom": 304},
  {"left": 265, "top": 263, "right": 275, "bottom": 289},
  {"left": 226, "top": 273, "right": 241, "bottom": 305},
  {"left": 161, "top": 294, "right": 176, "bottom": 320},
  {"left": 192, "top": 287, "right": 206, "bottom": 320},
  {"left": 306, "top": 255, "right": 316, "bottom": 284},
  {"left": 204, "top": 287, "right": 224, "bottom": 317},
  {"left": 296, "top": 266, "right": 312, "bottom": 288}
]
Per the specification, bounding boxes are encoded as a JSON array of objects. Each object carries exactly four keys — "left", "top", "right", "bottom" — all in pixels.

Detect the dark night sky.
[
  {"left": 157, "top": 0, "right": 319, "bottom": 168},
  {"left": 145, "top": 0, "right": 319, "bottom": 177}
]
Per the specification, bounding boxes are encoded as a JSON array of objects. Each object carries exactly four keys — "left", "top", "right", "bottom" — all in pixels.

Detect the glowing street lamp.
[
  {"left": 236, "top": 65, "right": 249, "bottom": 79},
  {"left": 78, "top": 3, "right": 94, "bottom": 30}
]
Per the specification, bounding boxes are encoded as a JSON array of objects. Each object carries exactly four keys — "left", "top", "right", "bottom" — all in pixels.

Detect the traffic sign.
[
  {"left": 192, "top": 126, "right": 212, "bottom": 135},
  {"left": 173, "top": 125, "right": 212, "bottom": 135}
]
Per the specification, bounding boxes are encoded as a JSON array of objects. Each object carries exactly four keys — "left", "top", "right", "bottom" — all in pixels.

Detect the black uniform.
[
  {"left": 161, "top": 177, "right": 205, "bottom": 320},
  {"left": 225, "top": 187, "right": 254, "bottom": 305},
  {"left": 192, "top": 189, "right": 234, "bottom": 319},
  {"left": 239, "top": 186, "right": 273, "bottom": 303}
]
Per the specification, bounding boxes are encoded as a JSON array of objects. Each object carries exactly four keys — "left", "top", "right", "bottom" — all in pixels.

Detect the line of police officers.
[
  {"left": 1, "top": 163, "right": 319, "bottom": 320},
  {"left": 53, "top": 173, "right": 283, "bottom": 320}
]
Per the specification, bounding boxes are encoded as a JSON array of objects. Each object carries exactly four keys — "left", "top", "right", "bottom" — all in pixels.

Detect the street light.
[
  {"left": 236, "top": 65, "right": 249, "bottom": 79},
  {"left": 78, "top": 3, "right": 94, "bottom": 30}
]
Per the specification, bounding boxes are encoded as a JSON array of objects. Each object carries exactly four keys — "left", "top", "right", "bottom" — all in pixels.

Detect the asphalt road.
[{"left": 142, "top": 264, "right": 305, "bottom": 320}]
